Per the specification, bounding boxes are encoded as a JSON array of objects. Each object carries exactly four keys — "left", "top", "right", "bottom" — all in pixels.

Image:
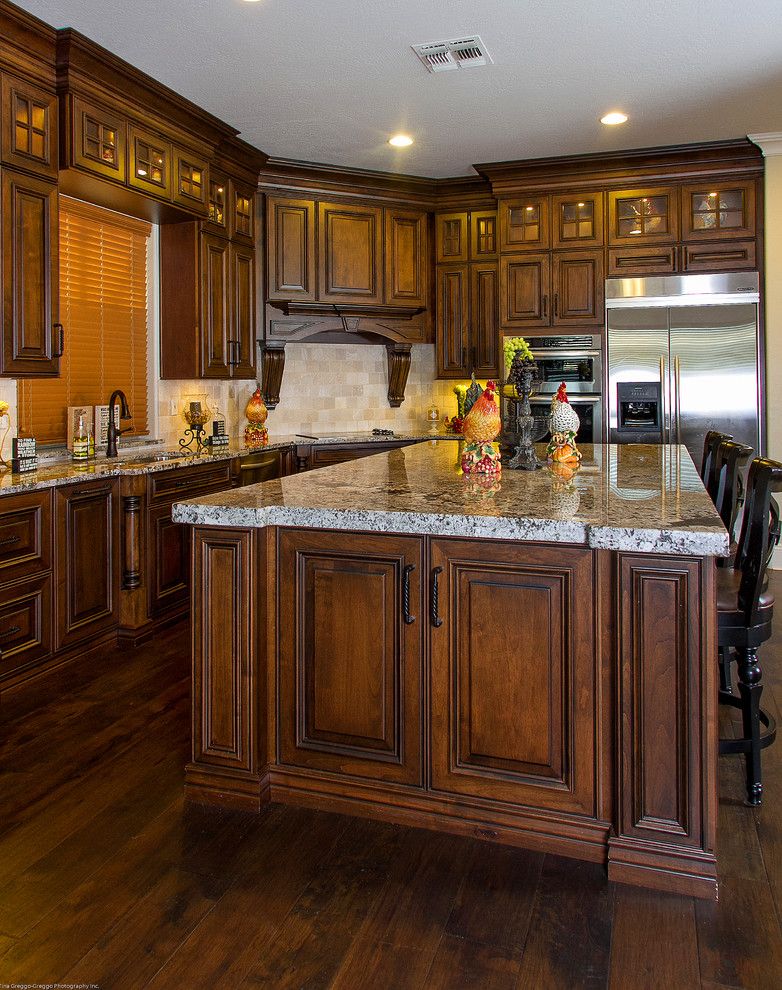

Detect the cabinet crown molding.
[{"left": 748, "top": 132, "right": 782, "bottom": 157}]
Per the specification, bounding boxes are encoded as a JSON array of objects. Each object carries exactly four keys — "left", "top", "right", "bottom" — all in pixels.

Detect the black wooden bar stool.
[
  {"left": 701, "top": 430, "right": 733, "bottom": 489},
  {"left": 717, "top": 456, "right": 782, "bottom": 805},
  {"left": 708, "top": 439, "right": 753, "bottom": 539}
]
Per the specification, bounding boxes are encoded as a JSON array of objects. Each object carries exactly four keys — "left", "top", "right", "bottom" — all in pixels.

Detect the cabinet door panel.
[
  {"left": 1, "top": 169, "right": 58, "bottom": 376},
  {"left": 55, "top": 481, "right": 119, "bottom": 649},
  {"left": 0, "top": 489, "right": 52, "bottom": 583},
  {"left": 318, "top": 202, "right": 382, "bottom": 304},
  {"left": 436, "top": 264, "right": 469, "bottom": 378},
  {"left": 1, "top": 74, "right": 57, "bottom": 179},
  {"left": 470, "top": 262, "right": 500, "bottom": 378},
  {"left": 148, "top": 506, "right": 189, "bottom": 617},
  {"left": 0, "top": 574, "right": 52, "bottom": 682},
  {"left": 552, "top": 250, "right": 604, "bottom": 325},
  {"left": 608, "top": 187, "right": 679, "bottom": 246},
  {"left": 499, "top": 197, "right": 550, "bottom": 252},
  {"left": 200, "top": 233, "right": 230, "bottom": 378},
  {"left": 384, "top": 208, "right": 427, "bottom": 307},
  {"left": 470, "top": 210, "right": 498, "bottom": 259},
  {"left": 278, "top": 529, "right": 423, "bottom": 785},
  {"left": 266, "top": 197, "right": 316, "bottom": 301},
  {"left": 173, "top": 148, "right": 209, "bottom": 215},
  {"left": 128, "top": 125, "right": 172, "bottom": 200},
  {"left": 231, "top": 182, "right": 254, "bottom": 242},
  {"left": 435, "top": 212, "right": 468, "bottom": 263},
  {"left": 681, "top": 182, "right": 756, "bottom": 242},
  {"left": 430, "top": 539, "right": 596, "bottom": 815},
  {"left": 551, "top": 192, "right": 604, "bottom": 249},
  {"left": 500, "top": 253, "right": 549, "bottom": 327},
  {"left": 681, "top": 239, "right": 756, "bottom": 272},
  {"left": 70, "top": 96, "right": 126, "bottom": 184},
  {"left": 608, "top": 245, "right": 678, "bottom": 276},
  {"left": 230, "top": 241, "right": 256, "bottom": 378}
]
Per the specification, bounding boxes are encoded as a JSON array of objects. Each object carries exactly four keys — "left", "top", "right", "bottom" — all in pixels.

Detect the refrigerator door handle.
[
  {"left": 673, "top": 355, "right": 682, "bottom": 446},
  {"left": 659, "top": 354, "right": 667, "bottom": 443}
]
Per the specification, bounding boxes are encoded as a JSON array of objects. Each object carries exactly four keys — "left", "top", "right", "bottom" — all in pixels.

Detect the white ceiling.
[{"left": 14, "top": 0, "right": 782, "bottom": 177}]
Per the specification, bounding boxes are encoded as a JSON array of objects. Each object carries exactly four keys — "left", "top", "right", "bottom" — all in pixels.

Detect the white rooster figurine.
[{"left": 546, "top": 381, "right": 582, "bottom": 468}]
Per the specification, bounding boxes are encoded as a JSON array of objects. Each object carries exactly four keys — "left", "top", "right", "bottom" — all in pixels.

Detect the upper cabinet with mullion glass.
[
  {"left": 551, "top": 192, "right": 604, "bottom": 249},
  {"left": 69, "top": 96, "right": 126, "bottom": 185},
  {"left": 499, "top": 196, "right": 550, "bottom": 252},
  {"left": 128, "top": 124, "right": 172, "bottom": 200},
  {"left": 607, "top": 187, "right": 679, "bottom": 246},
  {"left": 173, "top": 148, "right": 209, "bottom": 215},
  {"left": 1, "top": 73, "right": 57, "bottom": 180},
  {"left": 230, "top": 181, "right": 255, "bottom": 243},
  {"left": 680, "top": 182, "right": 756, "bottom": 241}
]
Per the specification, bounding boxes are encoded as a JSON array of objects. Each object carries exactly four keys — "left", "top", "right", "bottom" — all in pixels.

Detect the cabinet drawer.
[
  {"left": 308, "top": 441, "right": 417, "bottom": 470},
  {"left": 0, "top": 574, "right": 52, "bottom": 681},
  {"left": 0, "top": 490, "right": 52, "bottom": 583},
  {"left": 608, "top": 245, "right": 678, "bottom": 276},
  {"left": 682, "top": 240, "right": 756, "bottom": 272},
  {"left": 148, "top": 461, "right": 233, "bottom": 504}
]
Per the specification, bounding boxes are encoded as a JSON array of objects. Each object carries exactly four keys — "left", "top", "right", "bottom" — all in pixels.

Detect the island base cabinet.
[
  {"left": 429, "top": 539, "right": 598, "bottom": 818},
  {"left": 277, "top": 528, "right": 424, "bottom": 786}
]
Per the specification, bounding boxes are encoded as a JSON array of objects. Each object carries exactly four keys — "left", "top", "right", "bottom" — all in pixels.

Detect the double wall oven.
[{"left": 502, "top": 334, "right": 603, "bottom": 443}]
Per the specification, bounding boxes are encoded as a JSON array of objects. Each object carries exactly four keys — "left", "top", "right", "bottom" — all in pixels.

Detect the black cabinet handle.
[
  {"left": 0, "top": 534, "right": 21, "bottom": 547},
  {"left": 542, "top": 295, "right": 548, "bottom": 318},
  {"left": 228, "top": 340, "right": 239, "bottom": 367},
  {"left": 402, "top": 563, "right": 415, "bottom": 625},
  {"left": 430, "top": 566, "right": 443, "bottom": 628},
  {"left": 0, "top": 625, "right": 21, "bottom": 639},
  {"left": 53, "top": 323, "right": 64, "bottom": 358},
  {"left": 554, "top": 293, "right": 559, "bottom": 318}
]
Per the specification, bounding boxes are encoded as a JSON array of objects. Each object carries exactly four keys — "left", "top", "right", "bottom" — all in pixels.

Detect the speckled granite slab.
[{"left": 172, "top": 441, "right": 730, "bottom": 557}]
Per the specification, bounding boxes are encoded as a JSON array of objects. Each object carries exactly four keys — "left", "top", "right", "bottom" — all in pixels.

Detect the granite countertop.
[
  {"left": 0, "top": 431, "right": 455, "bottom": 496},
  {"left": 172, "top": 441, "right": 730, "bottom": 557}
]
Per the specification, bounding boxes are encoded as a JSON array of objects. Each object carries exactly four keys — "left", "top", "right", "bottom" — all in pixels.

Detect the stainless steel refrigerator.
[{"left": 605, "top": 272, "right": 762, "bottom": 461}]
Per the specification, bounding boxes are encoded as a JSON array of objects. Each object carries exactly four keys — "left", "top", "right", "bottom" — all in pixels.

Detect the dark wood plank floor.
[{"left": 1, "top": 575, "right": 782, "bottom": 989}]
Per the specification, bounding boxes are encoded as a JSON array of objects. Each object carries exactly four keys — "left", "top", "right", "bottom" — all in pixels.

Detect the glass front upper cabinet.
[
  {"left": 128, "top": 126, "right": 172, "bottom": 199},
  {"left": 608, "top": 187, "right": 679, "bottom": 245},
  {"left": 681, "top": 182, "right": 756, "bottom": 241},
  {"left": 551, "top": 192, "right": 604, "bottom": 248}
]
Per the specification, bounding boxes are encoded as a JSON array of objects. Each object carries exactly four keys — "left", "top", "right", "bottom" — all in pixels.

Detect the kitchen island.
[{"left": 173, "top": 441, "right": 729, "bottom": 898}]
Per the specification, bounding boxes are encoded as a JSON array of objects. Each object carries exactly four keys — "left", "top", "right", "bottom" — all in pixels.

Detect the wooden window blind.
[{"left": 19, "top": 197, "right": 151, "bottom": 443}]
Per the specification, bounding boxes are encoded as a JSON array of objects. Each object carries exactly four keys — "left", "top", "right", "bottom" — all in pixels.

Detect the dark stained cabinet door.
[
  {"left": 551, "top": 192, "right": 604, "bottom": 249},
  {"left": 436, "top": 264, "right": 469, "bottom": 378},
  {"left": 278, "top": 528, "right": 424, "bottom": 785},
  {"left": 128, "top": 124, "right": 172, "bottom": 200},
  {"left": 680, "top": 181, "right": 756, "bottom": 242},
  {"left": 470, "top": 262, "right": 500, "bottom": 378},
  {"left": 0, "top": 574, "right": 52, "bottom": 680},
  {"left": 384, "top": 207, "right": 428, "bottom": 308},
  {"left": 266, "top": 197, "right": 316, "bottom": 301},
  {"left": 1, "top": 74, "right": 57, "bottom": 179},
  {"left": 200, "top": 232, "right": 230, "bottom": 378},
  {"left": 499, "top": 196, "right": 550, "bottom": 252},
  {"left": 147, "top": 505, "right": 189, "bottom": 617},
  {"left": 229, "top": 241, "right": 256, "bottom": 378},
  {"left": 69, "top": 96, "right": 126, "bottom": 185},
  {"left": 173, "top": 148, "right": 209, "bottom": 215},
  {"left": 318, "top": 201, "right": 383, "bottom": 304},
  {"left": 429, "top": 539, "right": 596, "bottom": 816},
  {"left": 551, "top": 250, "right": 604, "bottom": 325},
  {"left": 435, "top": 212, "right": 468, "bottom": 263},
  {"left": 608, "top": 245, "right": 678, "bottom": 276},
  {"left": 1, "top": 169, "right": 59, "bottom": 376},
  {"left": 608, "top": 186, "right": 679, "bottom": 246},
  {"left": 470, "top": 210, "right": 498, "bottom": 259},
  {"left": 500, "top": 253, "right": 550, "bottom": 327},
  {"left": 55, "top": 480, "right": 119, "bottom": 650}
]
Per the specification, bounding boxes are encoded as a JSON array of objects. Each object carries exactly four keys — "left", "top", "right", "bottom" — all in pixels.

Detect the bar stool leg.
[
  {"left": 718, "top": 647, "right": 733, "bottom": 694},
  {"left": 737, "top": 647, "right": 764, "bottom": 805}
]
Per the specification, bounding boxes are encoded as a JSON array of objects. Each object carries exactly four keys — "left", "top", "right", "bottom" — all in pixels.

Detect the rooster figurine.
[
  {"left": 461, "top": 380, "right": 502, "bottom": 475},
  {"left": 546, "top": 381, "right": 582, "bottom": 467}
]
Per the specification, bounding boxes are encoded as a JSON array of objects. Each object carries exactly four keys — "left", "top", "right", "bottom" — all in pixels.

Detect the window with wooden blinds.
[{"left": 19, "top": 197, "right": 152, "bottom": 443}]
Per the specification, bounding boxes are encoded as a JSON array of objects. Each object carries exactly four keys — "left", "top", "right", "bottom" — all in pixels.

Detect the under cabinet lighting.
[
  {"left": 600, "top": 111, "right": 628, "bottom": 125},
  {"left": 389, "top": 134, "right": 413, "bottom": 148}
]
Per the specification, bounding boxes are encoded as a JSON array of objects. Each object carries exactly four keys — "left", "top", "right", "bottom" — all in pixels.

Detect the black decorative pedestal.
[{"left": 505, "top": 357, "right": 547, "bottom": 471}]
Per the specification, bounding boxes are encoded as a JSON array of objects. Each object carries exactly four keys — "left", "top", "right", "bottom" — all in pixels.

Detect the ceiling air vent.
[{"left": 412, "top": 36, "right": 492, "bottom": 74}]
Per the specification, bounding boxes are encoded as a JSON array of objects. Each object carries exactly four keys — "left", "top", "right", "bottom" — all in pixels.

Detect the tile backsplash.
[{"left": 158, "top": 343, "right": 463, "bottom": 444}]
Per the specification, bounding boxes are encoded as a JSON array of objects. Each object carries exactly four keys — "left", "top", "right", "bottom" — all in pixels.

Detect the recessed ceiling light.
[
  {"left": 601, "top": 111, "right": 628, "bottom": 126},
  {"left": 389, "top": 134, "right": 413, "bottom": 148}
]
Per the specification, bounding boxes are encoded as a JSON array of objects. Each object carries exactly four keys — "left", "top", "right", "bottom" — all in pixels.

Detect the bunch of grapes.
[{"left": 502, "top": 336, "right": 533, "bottom": 375}]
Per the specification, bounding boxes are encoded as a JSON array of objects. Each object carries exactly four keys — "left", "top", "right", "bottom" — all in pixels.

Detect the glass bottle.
[{"left": 72, "top": 414, "right": 89, "bottom": 461}]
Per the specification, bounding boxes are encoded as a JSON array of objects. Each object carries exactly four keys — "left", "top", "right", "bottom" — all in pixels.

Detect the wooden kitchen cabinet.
[
  {"left": 173, "top": 147, "right": 209, "bottom": 215},
  {"left": 160, "top": 222, "right": 256, "bottom": 380},
  {"left": 0, "top": 489, "right": 52, "bottom": 583},
  {"left": 0, "top": 574, "right": 52, "bottom": 681},
  {"left": 298, "top": 439, "right": 421, "bottom": 472},
  {"left": 680, "top": 181, "right": 756, "bottom": 242},
  {"left": 551, "top": 192, "right": 604, "bottom": 249},
  {"left": 67, "top": 95, "right": 127, "bottom": 185},
  {"left": 1, "top": 73, "right": 58, "bottom": 179},
  {"left": 277, "top": 528, "right": 424, "bottom": 785},
  {"left": 551, "top": 249, "right": 604, "bottom": 324},
  {"left": 429, "top": 538, "right": 597, "bottom": 816},
  {"left": 1, "top": 168, "right": 60, "bottom": 377},
  {"left": 436, "top": 264, "right": 469, "bottom": 377},
  {"left": 55, "top": 479, "right": 120, "bottom": 650},
  {"left": 500, "top": 252, "right": 550, "bottom": 327},
  {"left": 147, "top": 504, "right": 189, "bottom": 618},
  {"left": 128, "top": 123, "right": 172, "bottom": 200},
  {"left": 435, "top": 212, "right": 469, "bottom": 263},
  {"left": 470, "top": 262, "right": 500, "bottom": 377},
  {"left": 318, "top": 201, "right": 383, "bottom": 305},
  {"left": 231, "top": 181, "right": 255, "bottom": 242},
  {"left": 608, "top": 186, "right": 679, "bottom": 245},
  {"left": 384, "top": 207, "right": 428, "bottom": 308},
  {"left": 265, "top": 196, "right": 317, "bottom": 302},
  {"left": 499, "top": 196, "right": 550, "bottom": 252}
]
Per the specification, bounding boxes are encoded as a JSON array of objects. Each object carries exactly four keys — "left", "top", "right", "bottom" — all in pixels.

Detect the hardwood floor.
[{"left": 1, "top": 575, "right": 781, "bottom": 989}]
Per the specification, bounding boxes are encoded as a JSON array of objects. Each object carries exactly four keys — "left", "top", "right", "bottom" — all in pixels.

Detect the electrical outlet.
[{"left": 169, "top": 399, "right": 178, "bottom": 416}]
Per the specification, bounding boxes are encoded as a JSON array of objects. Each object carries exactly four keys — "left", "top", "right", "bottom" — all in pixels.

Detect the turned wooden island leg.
[{"left": 185, "top": 526, "right": 269, "bottom": 810}]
